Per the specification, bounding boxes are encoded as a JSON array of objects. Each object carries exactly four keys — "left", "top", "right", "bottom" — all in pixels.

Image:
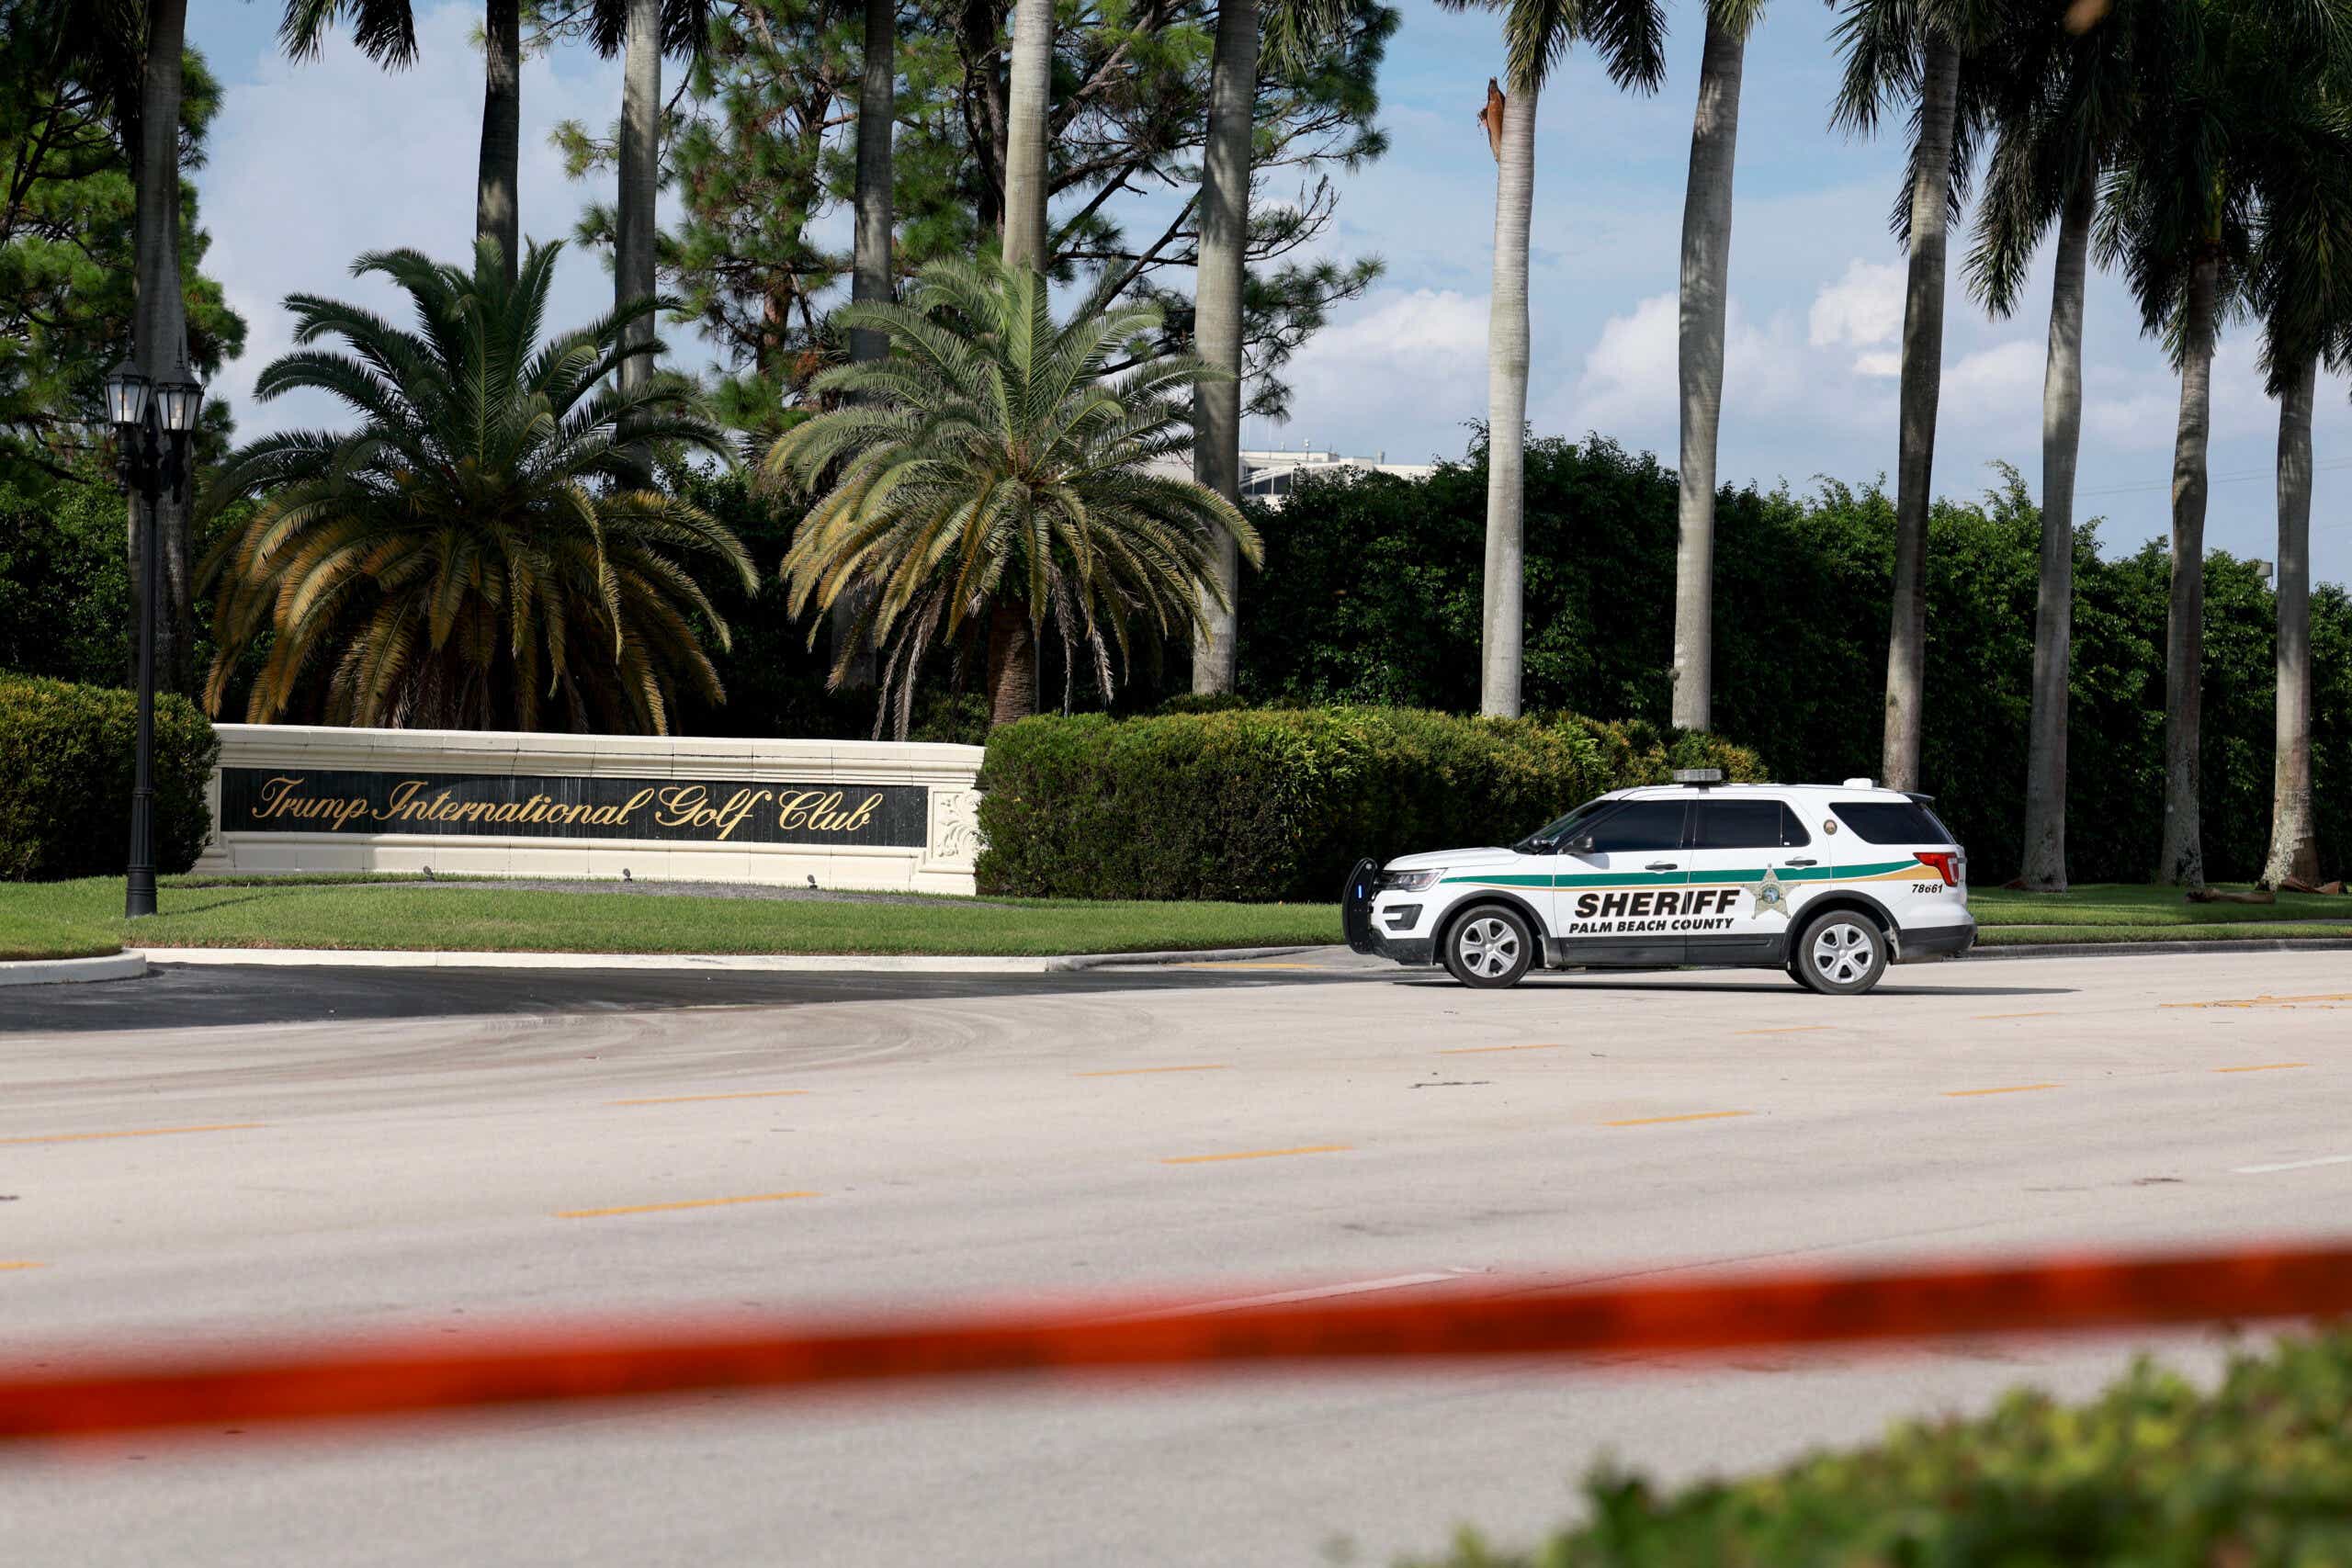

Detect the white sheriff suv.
[{"left": 1341, "top": 773, "right": 1974, "bottom": 994}]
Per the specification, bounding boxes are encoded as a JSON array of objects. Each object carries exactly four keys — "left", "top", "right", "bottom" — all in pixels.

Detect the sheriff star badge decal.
[{"left": 1750, "top": 868, "right": 1792, "bottom": 919}]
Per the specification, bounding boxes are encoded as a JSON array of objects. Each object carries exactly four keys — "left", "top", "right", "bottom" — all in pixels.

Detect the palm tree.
[
  {"left": 198, "top": 238, "right": 754, "bottom": 732},
  {"left": 279, "top": 0, "right": 518, "bottom": 281},
  {"left": 764, "top": 258, "right": 1261, "bottom": 736},
  {"left": 1001, "top": 0, "right": 1055, "bottom": 270},
  {"left": 2245, "top": 25, "right": 2352, "bottom": 887},
  {"left": 1190, "top": 0, "right": 1360, "bottom": 695},
  {"left": 2097, "top": 0, "right": 2347, "bottom": 888},
  {"left": 1964, "top": 0, "right": 2146, "bottom": 890},
  {"left": 1187, "top": 0, "right": 1260, "bottom": 696},
  {"left": 1830, "top": 0, "right": 2002, "bottom": 790},
  {"left": 581, "top": 1, "right": 710, "bottom": 404},
  {"left": 1453, "top": 0, "right": 1668, "bottom": 718},
  {"left": 1671, "top": 0, "right": 1768, "bottom": 733}
]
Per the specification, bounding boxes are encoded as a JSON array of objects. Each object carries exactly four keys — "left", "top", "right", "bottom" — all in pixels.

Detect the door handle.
[
  {"left": 1645, "top": 861, "right": 1679, "bottom": 871},
  {"left": 1783, "top": 859, "right": 1819, "bottom": 867}
]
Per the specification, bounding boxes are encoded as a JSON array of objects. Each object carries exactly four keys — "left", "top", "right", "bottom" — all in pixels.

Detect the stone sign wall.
[{"left": 194, "top": 726, "right": 987, "bottom": 894}]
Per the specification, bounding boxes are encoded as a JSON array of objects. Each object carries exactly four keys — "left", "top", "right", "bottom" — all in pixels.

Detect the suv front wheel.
[
  {"left": 1443, "top": 904, "right": 1536, "bottom": 989},
  {"left": 1793, "top": 910, "right": 1888, "bottom": 996}
]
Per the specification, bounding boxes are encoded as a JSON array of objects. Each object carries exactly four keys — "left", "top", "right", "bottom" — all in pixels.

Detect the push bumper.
[
  {"left": 1367, "top": 929, "right": 1438, "bottom": 968},
  {"left": 1900, "top": 919, "right": 1976, "bottom": 961}
]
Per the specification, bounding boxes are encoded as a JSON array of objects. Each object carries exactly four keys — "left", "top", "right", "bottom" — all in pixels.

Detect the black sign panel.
[{"left": 220, "top": 769, "right": 930, "bottom": 848}]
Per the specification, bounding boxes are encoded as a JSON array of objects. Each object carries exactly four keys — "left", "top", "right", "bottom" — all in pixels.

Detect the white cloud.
[
  {"left": 1271, "top": 288, "right": 1491, "bottom": 458},
  {"left": 199, "top": 4, "right": 631, "bottom": 439},
  {"left": 1943, "top": 341, "right": 2044, "bottom": 421},
  {"left": 1853, "top": 349, "right": 1903, "bottom": 379},
  {"left": 1561, "top": 290, "right": 1803, "bottom": 436},
  {"left": 1808, "top": 259, "right": 1906, "bottom": 352}
]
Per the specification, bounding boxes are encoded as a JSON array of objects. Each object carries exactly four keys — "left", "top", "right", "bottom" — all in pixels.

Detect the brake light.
[{"left": 1917, "top": 852, "right": 1961, "bottom": 887}]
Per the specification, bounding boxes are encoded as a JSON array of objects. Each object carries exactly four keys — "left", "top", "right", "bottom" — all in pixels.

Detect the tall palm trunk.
[
  {"left": 834, "top": 0, "right": 896, "bottom": 689},
  {"left": 1670, "top": 7, "right": 1745, "bottom": 733},
  {"left": 1190, "top": 0, "right": 1257, "bottom": 696},
  {"left": 987, "top": 597, "right": 1037, "bottom": 725},
  {"left": 615, "top": 0, "right": 660, "bottom": 404},
  {"left": 2262, "top": 349, "right": 2320, "bottom": 887},
  {"left": 479, "top": 0, "right": 521, "bottom": 280},
  {"left": 2019, "top": 162, "right": 2094, "bottom": 892},
  {"left": 1480, "top": 79, "right": 1535, "bottom": 719},
  {"left": 1880, "top": 31, "right": 1960, "bottom": 792},
  {"left": 130, "top": 0, "right": 191, "bottom": 697},
  {"left": 1001, "top": 0, "right": 1053, "bottom": 270},
  {"left": 2159, "top": 247, "right": 2218, "bottom": 890}
]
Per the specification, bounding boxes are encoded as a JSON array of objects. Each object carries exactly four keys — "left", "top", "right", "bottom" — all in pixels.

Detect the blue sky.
[{"left": 187, "top": 1, "right": 2352, "bottom": 587}]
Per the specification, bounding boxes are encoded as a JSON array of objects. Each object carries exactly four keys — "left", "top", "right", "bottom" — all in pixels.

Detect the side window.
[
  {"left": 1582, "top": 801, "right": 1688, "bottom": 853},
  {"left": 1831, "top": 801, "right": 1950, "bottom": 844},
  {"left": 1691, "top": 801, "right": 1807, "bottom": 850}
]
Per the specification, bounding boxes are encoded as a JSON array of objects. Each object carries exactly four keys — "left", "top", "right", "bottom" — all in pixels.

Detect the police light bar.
[{"left": 1672, "top": 769, "right": 1724, "bottom": 785}]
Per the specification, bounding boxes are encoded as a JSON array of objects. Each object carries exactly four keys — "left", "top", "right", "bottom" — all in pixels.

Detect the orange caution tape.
[{"left": 6, "top": 1241, "right": 2352, "bottom": 1442}]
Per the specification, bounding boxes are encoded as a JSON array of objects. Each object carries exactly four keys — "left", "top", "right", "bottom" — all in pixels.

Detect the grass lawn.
[
  {"left": 1972, "top": 882, "right": 2352, "bottom": 946},
  {"left": 0, "top": 875, "right": 1345, "bottom": 959},
  {"left": 3, "top": 876, "right": 2346, "bottom": 964}
]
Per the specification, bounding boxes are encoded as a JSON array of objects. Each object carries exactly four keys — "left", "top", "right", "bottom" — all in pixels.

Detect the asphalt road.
[{"left": 3, "top": 948, "right": 2348, "bottom": 1566}]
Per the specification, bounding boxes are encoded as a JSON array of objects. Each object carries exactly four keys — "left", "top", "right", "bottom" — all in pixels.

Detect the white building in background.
[
  {"left": 1235, "top": 447, "right": 1438, "bottom": 504},
  {"left": 1147, "top": 447, "right": 1439, "bottom": 507}
]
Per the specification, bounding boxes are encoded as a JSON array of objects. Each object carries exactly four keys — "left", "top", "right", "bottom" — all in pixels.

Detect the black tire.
[
  {"left": 1442, "top": 903, "right": 1536, "bottom": 989},
  {"left": 1794, "top": 910, "right": 1889, "bottom": 996}
]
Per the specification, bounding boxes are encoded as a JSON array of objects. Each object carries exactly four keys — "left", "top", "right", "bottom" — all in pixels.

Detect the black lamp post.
[{"left": 104, "top": 351, "right": 205, "bottom": 919}]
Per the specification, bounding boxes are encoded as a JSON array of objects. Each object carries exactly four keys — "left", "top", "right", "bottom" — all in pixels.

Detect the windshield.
[{"left": 1514, "top": 797, "right": 1613, "bottom": 853}]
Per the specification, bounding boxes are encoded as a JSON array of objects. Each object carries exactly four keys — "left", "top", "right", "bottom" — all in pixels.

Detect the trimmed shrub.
[
  {"left": 974, "top": 705, "right": 1762, "bottom": 901},
  {"left": 1404, "top": 1325, "right": 2352, "bottom": 1567},
  {"left": 0, "top": 671, "right": 220, "bottom": 881}
]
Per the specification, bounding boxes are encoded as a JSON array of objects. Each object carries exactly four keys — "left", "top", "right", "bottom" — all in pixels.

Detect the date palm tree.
[
  {"left": 1446, "top": 0, "right": 1668, "bottom": 718},
  {"left": 765, "top": 258, "right": 1261, "bottom": 736},
  {"left": 199, "top": 238, "right": 754, "bottom": 733},
  {"left": 1671, "top": 0, "right": 1768, "bottom": 732},
  {"left": 280, "top": 0, "right": 520, "bottom": 281},
  {"left": 1964, "top": 0, "right": 2151, "bottom": 890}
]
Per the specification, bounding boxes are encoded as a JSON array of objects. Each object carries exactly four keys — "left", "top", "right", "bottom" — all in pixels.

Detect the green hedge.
[
  {"left": 974, "top": 706, "right": 1763, "bottom": 902},
  {"left": 0, "top": 671, "right": 220, "bottom": 882},
  {"left": 1407, "top": 1326, "right": 2352, "bottom": 1566}
]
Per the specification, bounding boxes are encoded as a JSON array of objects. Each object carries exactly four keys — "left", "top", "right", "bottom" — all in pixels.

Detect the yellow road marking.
[
  {"left": 1735, "top": 1026, "right": 1827, "bottom": 1036},
  {"left": 1438, "top": 1043, "right": 1566, "bottom": 1055},
  {"left": 607, "top": 1090, "right": 809, "bottom": 1106},
  {"left": 1162, "top": 1144, "right": 1351, "bottom": 1165},
  {"left": 2214, "top": 1062, "right": 2310, "bottom": 1074},
  {"left": 558, "top": 1190, "right": 820, "bottom": 1219},
  {"left": 1077, "top": 1064, "right": 1230, "bottom": 1077},
  {"left": 1973, "top": 1010, "right": 2064, "bottom": 1021},
  {"left": 1943, "top": 1083, "right": 2062, "bottom": 1098},
  {"left": 1174, "top": 961, "right": 1327, "bottom": 971},
  {"left": 2164, "top": 992, "right": 2352, "bottom": 1010},
  {"left": 0, "top": 1262, "right": 45, "bottom": 1272},
  {"left": 0, "top": 1122, "right": 265, "bottom": 1146},
  {"left": 1604, "top": 1111, "right": 1756, "bottom": 1127}
]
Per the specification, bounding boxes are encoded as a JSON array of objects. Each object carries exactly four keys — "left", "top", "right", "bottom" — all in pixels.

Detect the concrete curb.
[
  {"left": 0, "top": 952, "right": 148, "bottom": 987},
  {"left": 1969, "top": 936, "right": 2352, "bottom": 961},
  {"left": 136, "top": 944, "right": 1327, "bottom": 976}
]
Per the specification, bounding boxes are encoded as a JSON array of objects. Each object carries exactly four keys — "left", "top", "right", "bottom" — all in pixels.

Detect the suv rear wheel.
[
  {"left": 1794, "top": 910, "right": 1888, "bottom": 996},
  {"left": 1443, "top": 904, "right": 1535, "bottom": 989}
]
